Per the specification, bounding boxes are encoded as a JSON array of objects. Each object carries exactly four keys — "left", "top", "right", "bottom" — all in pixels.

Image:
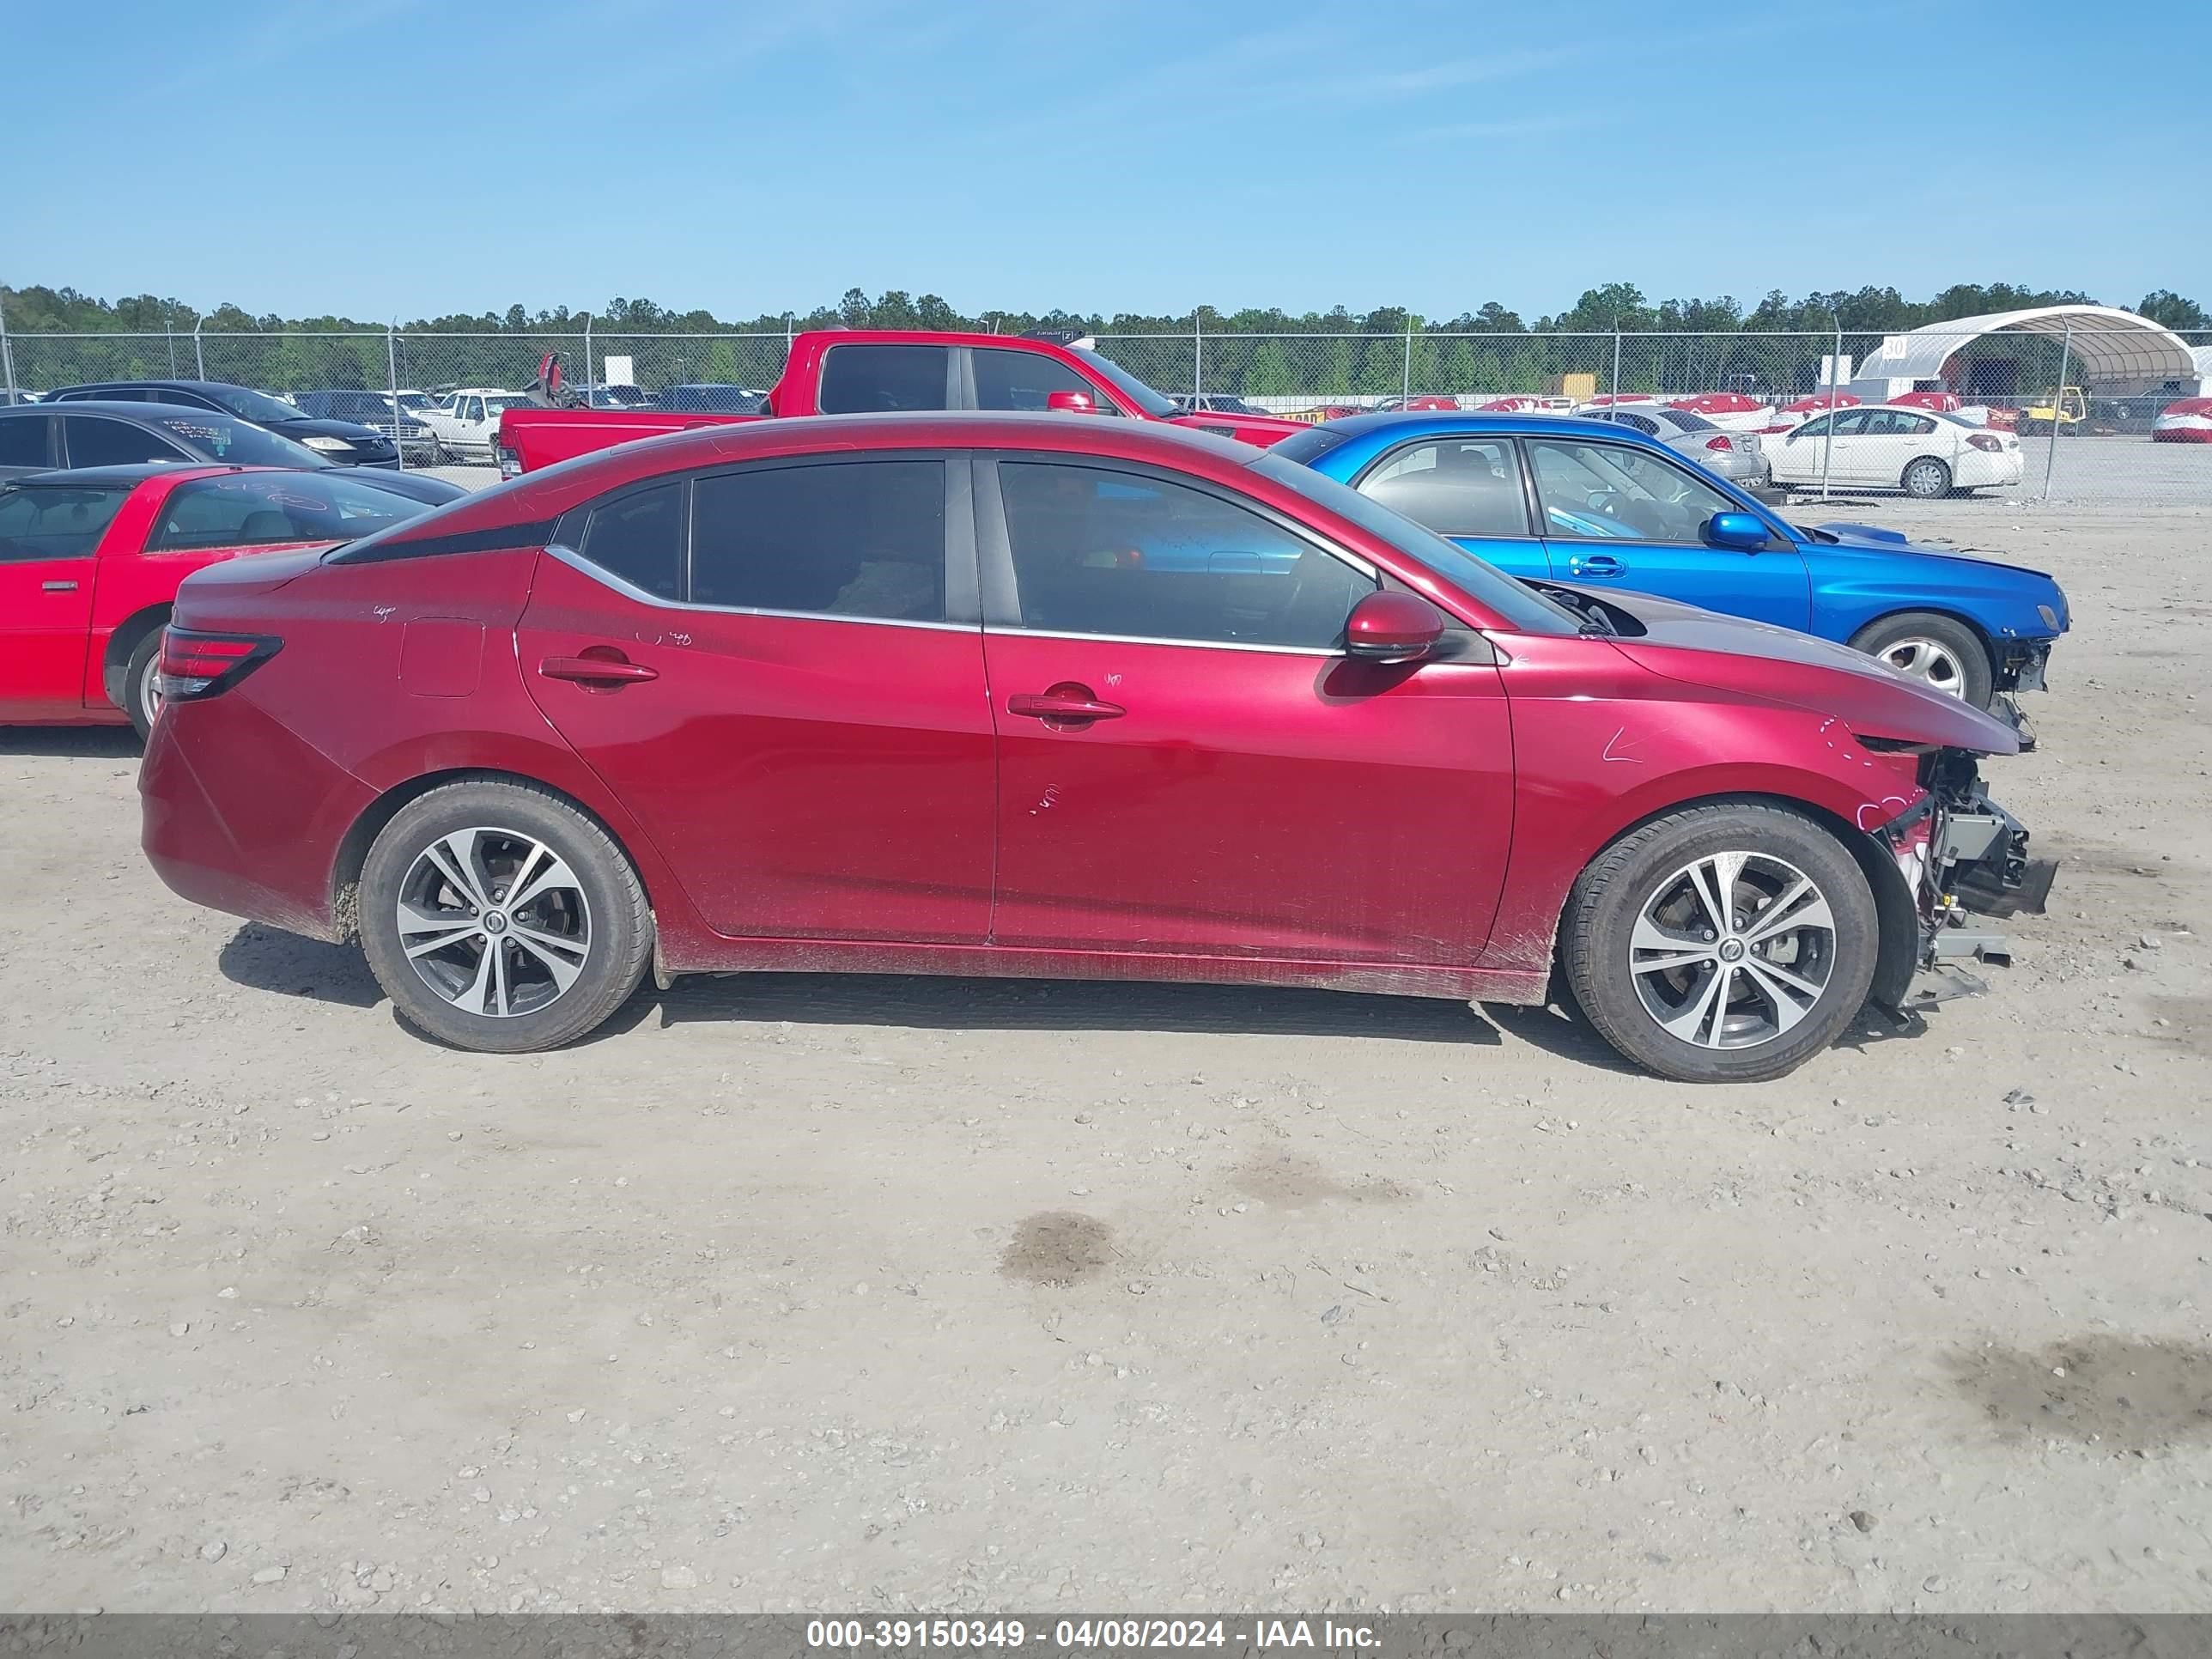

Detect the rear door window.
[
  {"left": 817, "top": 345, "right": 952, "bottom": 414},
  {"left": 690, "top": 460, "right": 946, "bottom": 621},
  {"left": 62, "top": 416, "right": 188, "bottom": 467},
  {"left": 0, "top": 412, "right": 50, "bottom": 469},
  {"left": 575, "top": 482, "right": 684, "bottom": 600},
  {"left": 1357, "top": 440, "right": 1530, "bottom": 537}
]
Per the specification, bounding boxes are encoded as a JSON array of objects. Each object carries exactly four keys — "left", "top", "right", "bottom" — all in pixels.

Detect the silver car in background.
[{"left": 1577, "top": 404, "right": 1771, "bottom": 491}]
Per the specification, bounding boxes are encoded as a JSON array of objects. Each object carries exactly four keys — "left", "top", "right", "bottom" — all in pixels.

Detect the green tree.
[
  {"left": 1244, "top": 340, "right": 1295, "bottom": 397},
  {"left": 2136, "top": 289, "right": 2209, "bottom": 330}
]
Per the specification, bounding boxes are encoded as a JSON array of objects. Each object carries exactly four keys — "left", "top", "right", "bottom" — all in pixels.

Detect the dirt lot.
[{"left": 4, "top": 498, "right": 2209, "bottom": 1615}]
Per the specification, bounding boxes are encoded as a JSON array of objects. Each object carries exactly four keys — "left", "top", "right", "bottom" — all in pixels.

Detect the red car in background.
[
  {"left": 2153, "top": 397, "right": 2212, "bottom": 442},
  {"left": 0, "top": 465, "right": 429, "bottom": 736},
  {"left": 497, "top": 328, "right": 1311, "bottom": 475},
  {"left": 143, "top": 413, "right": 2048, "bottom": 1082}
]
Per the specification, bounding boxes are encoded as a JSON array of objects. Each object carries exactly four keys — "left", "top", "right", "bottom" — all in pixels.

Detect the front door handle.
[
  {"left": 1008, "top": 684, "right": 1125, "bottom": 726},
  {"left": 1570, "top": 554, "right": 1626, "bottom": 579},
  {"left": 42, "top": 580, "right": 79, "bottom": 592},
  {"left": 539, "top": 653, "right": 659, "bottom": 686}
]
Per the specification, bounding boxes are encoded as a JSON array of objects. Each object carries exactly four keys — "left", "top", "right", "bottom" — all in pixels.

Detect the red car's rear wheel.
[{"left": 357, "top": 779, "right": 653, "bottom": 1053}]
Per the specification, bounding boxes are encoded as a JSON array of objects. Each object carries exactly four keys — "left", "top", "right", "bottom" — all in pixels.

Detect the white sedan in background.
[
  {"left": 1768, "top": 404, "right": 2024, "bottom": 498},
  {"left": 416, "top": 388, "right": 532, "bottom": 461}
]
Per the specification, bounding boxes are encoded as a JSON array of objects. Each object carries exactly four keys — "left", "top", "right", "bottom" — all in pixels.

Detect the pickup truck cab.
[
  {"left": 498, "top": 330, "right": 1309, "bottom": 474},
  {"left": 422, "top": 388, "right": 532, "bottom": 462}
]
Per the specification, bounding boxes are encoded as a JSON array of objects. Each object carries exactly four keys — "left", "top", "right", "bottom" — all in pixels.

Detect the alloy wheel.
[
  {"left": 1876, "top": 637, "right": 1968, "bottom": 697},
  {"left": 137, "top": 650, "right": 164, "bottom": 728},
  {"left": 1629, "top": 850, "right": 1838, "bottom": 1049},
  {"left": 394, "top": 826, "right": 592, "bottom": 1018}
]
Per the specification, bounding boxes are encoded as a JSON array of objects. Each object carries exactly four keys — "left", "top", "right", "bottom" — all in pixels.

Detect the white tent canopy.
[{"left": 1866, "top": 305, "right": 2197, "bottom": 392}]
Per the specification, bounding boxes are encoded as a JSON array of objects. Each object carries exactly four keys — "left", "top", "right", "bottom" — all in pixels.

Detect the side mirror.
[
  {"left": 1705, "top": 511, "right": 1768, "bottom": 551},
  {"left": 1045, "top": 389, "right": 1100, "bottom": 415},
  {"left": 1345, "top": 590, "right": 1447, "bottom": 663}
]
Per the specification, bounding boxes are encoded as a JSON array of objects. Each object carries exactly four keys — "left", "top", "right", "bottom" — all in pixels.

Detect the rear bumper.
[{"left": 141, "top": 696, "right": 374, "bottom": 942}]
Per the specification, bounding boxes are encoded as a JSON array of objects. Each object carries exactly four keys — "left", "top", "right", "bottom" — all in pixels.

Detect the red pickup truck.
[{"left": 496, "top": 329, "right": 1308, "bottom": 474}]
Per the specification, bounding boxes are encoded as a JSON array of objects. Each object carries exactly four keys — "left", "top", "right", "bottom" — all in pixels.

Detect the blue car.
[{"left": 1273, "top": 413, "right": 2069, "bottom": 713}]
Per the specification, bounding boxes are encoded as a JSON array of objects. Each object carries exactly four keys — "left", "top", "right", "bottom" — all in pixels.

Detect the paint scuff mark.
[
  {"left": 1030, "top": 784, "right": 1062, "bottom": 816},
  {"left": 1601, "top": 726, "right": 1644, "bottom": 764}
]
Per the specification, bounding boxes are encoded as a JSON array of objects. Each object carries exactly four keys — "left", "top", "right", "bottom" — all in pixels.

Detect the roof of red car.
[{"left": 378, "top": 412, "right": 1269, "bottom": 547}]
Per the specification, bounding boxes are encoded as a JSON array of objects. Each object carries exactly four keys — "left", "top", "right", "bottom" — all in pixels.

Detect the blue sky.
[{"left": 8, "top": 0, "right": 2204, "bottom": 321}]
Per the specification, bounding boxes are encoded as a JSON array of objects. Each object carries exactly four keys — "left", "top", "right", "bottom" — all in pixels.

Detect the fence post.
[
  {"left": 386, "top": 324, "right": 405, "bottom": 473},
  {"left": 167, "top": 320, "right": 178, "bottom": 377},
  {"left": 0, "top": 289, "right": 15, "bottom": 405},
  {"left": 2042, "top": 320, "right": 2073, "bottom": 501},
  {"left": 1194, "top": 311, "right": 1203, "bottom": 400},
  {"left": 1818, "top": 323, "right": 1844, "bottom": 501},
  {"left": 1608, "top": 327, "right": 1622, "bottom": 418},
  {"left": 1404, "top": 324, "right": 1414, "bottom": 402},
  {"left": 192, "top": 318, "right": 205, "bottom": 380},
  {"left": 583, "top": 313, "right": 592, "bottom": 394}
]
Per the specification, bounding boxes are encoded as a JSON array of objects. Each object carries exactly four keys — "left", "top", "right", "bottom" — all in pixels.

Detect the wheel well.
[
  {"left": 100, "top": 604, "right": 172, "bottom": 699},
  {"left": 1849, "top": 607, "right": 1996, "bottom": 675},
  {"left": 1557, "top": 790, "right": 1920, "bottom": 1010},
  {"left": 329, "top": 768, "right": 653, "bottom": 941}
]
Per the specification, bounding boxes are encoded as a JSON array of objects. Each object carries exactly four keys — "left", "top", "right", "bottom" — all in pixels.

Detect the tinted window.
[
  {"left": 1658, "top": 409, "right": 1717, "bottom": 432},
  {"left": 0, "top": 412, "right": 48, "bottom": 468},
  {"left": 577, "top": 483, "right": 683, "bottom": 600},
  {"left": 204, "top": 385, "right": 307, "bottom": 423},
  {"left": 1528, "top": 440, "right": 1738, "bottom": 544},
  {"left": 690, "top": 461, "right": 945, "bottom": 621},
  {"left": 1249, "top": 453, "right": 1580, "bottom": 636},
  {"left": 817, "top": 345, "right": 950, "bottom": 415},
  {"left": 1830, "top": 410, "right": 1873, "bottom": 437},
  {"left": 972, "top": 348, "right": 1112, "bottom": 414},
  {"left": 0, "top": 483, "right": 130, "bottom": 561},
  {"left": 63, "top": 416, "right": 188, "bottom": 467},
  {"left": 145, "top": 414, "right": 324, "bottom": 467},
  {"left": 1000, "top": 462, "right": 1370, "bottom": 649},
  {"left": 146, "top": 471, "right": 422, "bottom": 552},
  {"left": 1358, "top": 440, "right": 1529, "bottom": 538}
]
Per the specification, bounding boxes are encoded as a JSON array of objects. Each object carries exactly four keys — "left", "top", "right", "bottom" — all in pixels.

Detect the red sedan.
[
  {"left": 1, "top": 465, "right": 429, "bottom": 736},
  {"left": 142, "top": 414, "right": 2044, "bottom": 1083}
]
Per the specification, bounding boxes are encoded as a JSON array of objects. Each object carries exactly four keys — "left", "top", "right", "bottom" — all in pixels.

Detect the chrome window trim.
[
  {"left": 987, "top": 623, "right": 1345, "bottom": 658},
  {"left": 543, "top": 542, "right": 976, "bottom": 635}
]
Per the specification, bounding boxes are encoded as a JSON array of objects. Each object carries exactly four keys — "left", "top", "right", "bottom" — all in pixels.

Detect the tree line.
[{"left": 6, "top": 282, "right": 2204, "bottom": 401}]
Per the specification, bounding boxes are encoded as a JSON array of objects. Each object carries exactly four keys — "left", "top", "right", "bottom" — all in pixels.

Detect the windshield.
[
  {"left": 484, "top": 396, "right": 531, "bottom": 415},
  {"left": 1250, "top": 453, "right": 1581, "bottom": 635},
  {"left": 150, "top": 413, "right": 332, "bottom": 468},
  {"left": 149, "top": 470, "right": 427, "bottom": 550},
  {"left": 1660, "top": 409, "right": 1717, "bottom": 432},
  {"left": 0, "top": 483, "right": 131, "bottom": 559},
  {"left": 396, "top": 392, "right": 433, "bottom": 411},
  {"left": 205, "top": 385, "right": 309, "bottom": 424},
  {"left": 1069, "top": 347, "right": 1178, "bottom": 417}
]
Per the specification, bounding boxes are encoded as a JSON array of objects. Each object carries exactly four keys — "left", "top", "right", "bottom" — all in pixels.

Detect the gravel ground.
[{"left": 3, "top": 498, "right": 2209, "bottom": 1615}]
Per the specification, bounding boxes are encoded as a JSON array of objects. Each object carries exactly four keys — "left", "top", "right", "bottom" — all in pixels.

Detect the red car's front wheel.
[{"left": 1560, "top": 802, "right": 1880, "bottom": 1084}]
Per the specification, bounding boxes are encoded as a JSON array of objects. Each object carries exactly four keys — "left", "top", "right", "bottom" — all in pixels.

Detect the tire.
[
  {"left": 1849, "top": 611, "right": 1993, "bottom": 708},
  {"left": 1901, "top": 456, "right": 1952, "bottom": 499},
  {"left": 122, "top": 628, "right": 165, "bottom": 743},
  {"left": 1560, "top": 802, "right": 1879, "bottom": 1085},
  {"left": 356, "top": 779, "right": 653, "bottom": 1054}
]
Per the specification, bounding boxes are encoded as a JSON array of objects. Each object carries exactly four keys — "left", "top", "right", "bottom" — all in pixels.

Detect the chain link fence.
[{"left": 2, "top": 322, "right": 2205, "bottom": 506}]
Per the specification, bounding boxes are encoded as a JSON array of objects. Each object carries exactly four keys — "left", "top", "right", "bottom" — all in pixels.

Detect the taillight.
[
  {"left": 1967, "top": 434, "right": 2003, "bottom": 453},
  {"left": 1704, "top": 435, "right": 1734, "bottom": 451},
  {"left": 495, "top": 441, "right": 522, "bottom": 479},
  {"left": 156, "top": 628, "right": 282, "bottom": 701}
]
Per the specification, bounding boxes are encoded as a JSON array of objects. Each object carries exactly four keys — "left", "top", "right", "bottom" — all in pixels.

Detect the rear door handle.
[
  {"left": 539, "top": 654, "right": 659, "bottom": 685},
  {"left": 42, "top": 580, "right": 78, "bottom": 592},
  {"left": 1570, "top": 554, "right": 1626, "bottom": 578},
  {"left": 1008, "top": 688, "right": 1125, "bottom": 724}
]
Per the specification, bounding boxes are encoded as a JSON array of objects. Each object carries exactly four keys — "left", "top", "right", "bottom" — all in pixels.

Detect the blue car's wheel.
[{"left": 1850, "top": 611, "right": 1993, "bottom": 708}]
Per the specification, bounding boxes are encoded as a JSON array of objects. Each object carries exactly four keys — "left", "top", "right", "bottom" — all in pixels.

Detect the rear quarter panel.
[{"left": 176, "top": 545, "right": 712, "bottom": 950}]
